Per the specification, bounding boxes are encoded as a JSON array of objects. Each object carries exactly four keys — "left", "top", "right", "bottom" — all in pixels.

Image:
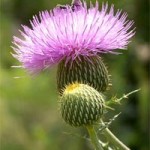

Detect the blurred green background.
[{"left": 0, "top": 0, "right": 149, "bottom": 150}]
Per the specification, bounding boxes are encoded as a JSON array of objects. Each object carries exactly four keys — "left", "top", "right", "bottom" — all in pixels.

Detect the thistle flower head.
[
  {"left": 57, "top": 55, "right": 109, "bottom": 94},
  {"left": 60, "top": 83, "right": 104, "bottom": 126},
  {"left": 12, "top": 0, "right": 135, "bottom": 73}
]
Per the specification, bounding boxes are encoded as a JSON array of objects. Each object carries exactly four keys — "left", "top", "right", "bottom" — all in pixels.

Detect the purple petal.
[{"left": 12, "top": 1, "right": 135, "bottom": 73}]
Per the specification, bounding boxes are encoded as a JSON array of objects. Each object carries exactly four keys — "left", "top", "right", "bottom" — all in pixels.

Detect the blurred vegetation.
[{"left": 0, "top": 0, "right": 149, "bottom": 150}]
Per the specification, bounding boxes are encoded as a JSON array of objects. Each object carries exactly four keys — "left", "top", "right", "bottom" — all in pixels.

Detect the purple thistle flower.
[{"left": 12, "top": 0, "right": 135, "bottom": 74}]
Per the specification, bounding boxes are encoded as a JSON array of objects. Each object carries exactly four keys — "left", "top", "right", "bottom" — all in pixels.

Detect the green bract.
[
  {"left": 57, "top": 56, "right": 109, "bottom": 94},
  {"left": 60, "top": 83, "right": 104, "bottom": 126}
]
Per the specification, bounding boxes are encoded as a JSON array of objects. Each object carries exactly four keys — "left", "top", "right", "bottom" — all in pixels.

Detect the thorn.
[
  {"left": 103, "top": 104, "right": 115, "bottom": 111},
  {"left": 11, "top": 65, "right": 22, "bottom": 68},
  {"left": 108, "top": 83, "right": 112, "bottom": 86},
  {"left": 117, "top": 89, "right": 141, "bottom": 102},
  {"left": 13, "top": 76, "right": 25, "bottom": 79},
  {"left": 106, "top": 89, "right": 140, "bottom": 106}
]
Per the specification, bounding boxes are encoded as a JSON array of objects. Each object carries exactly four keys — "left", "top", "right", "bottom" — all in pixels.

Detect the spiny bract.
[
  {"left": 57, "top": 55, "right": 110, "bottom": 94},
  {"left": 60, "top": 83, "right": 104, "bottom": 126}
]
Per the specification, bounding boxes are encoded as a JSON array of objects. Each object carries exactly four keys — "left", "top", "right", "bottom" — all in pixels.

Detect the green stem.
[
  {"left": 86, "top": 125, "right": 104, "bottom": 150},
  {"left": 101, "top": 120, "right": 130, "bottom": 150}
]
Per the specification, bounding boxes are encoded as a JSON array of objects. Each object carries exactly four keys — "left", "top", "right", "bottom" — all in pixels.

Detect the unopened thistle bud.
[
  {"left": 60, "top": 83, "right": 104, "bottom": 127},
  {"left": 57, "top": 55, "right": 109, "bottom": 94}
]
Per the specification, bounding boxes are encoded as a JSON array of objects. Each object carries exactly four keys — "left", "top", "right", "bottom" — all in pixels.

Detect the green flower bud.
[
  {"left": 60, "top": 83, "right": 104, "bottom": 127},
  {"left": 57, "top": 55, "right": 110, "bottom": 95}
]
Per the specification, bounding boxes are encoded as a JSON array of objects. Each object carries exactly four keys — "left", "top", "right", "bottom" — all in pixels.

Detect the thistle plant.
[{"left": 12, "top": 0, "right": 138, "bottom": 149}]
